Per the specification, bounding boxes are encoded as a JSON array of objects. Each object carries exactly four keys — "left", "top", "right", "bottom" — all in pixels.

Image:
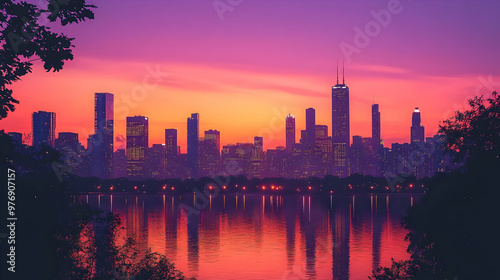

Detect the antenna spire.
[
  {"left": 342, "top": 60, "right": 345, "bottom": 84},
  {"left": 336, "top": 60, "right": 339, "bottom": 85}
]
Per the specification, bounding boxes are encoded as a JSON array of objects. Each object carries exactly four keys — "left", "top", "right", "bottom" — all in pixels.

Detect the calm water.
[{"left": 84, "top": 193, "right": 418, "bottom": 280}]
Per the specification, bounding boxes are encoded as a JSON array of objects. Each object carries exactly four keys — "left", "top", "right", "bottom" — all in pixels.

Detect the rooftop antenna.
[
  {"left": 342, "top": 60, "right": 345, "bottom": 84},
  {"left": 336, "top": 60, "right": 339, "bottom": 85}
]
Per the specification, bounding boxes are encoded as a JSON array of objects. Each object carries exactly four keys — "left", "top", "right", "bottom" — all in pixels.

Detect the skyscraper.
[
  {"left": 332, "top": 62, "right": 350, "bottom": 177},
  {"left": 411, "top": 107, "right": 425, "bottom": 143},
  {"left": 165, "top": 129, "right": 179, "bottom": 178},
  {"left": 187, "top": 113, "right": 199, "bottom": 178},
  {"left": 32, "top": 111, "right": 56, "bottom": 149},
  {"left": 199, "top": 129, "right": 220, "bottom": 177},
  {"left": 305, "top": 108, "right": 316, "bottom": 147},
  {"left": 285, "top": 114, "right": 295, "bottom": 152},
  {"left": 205, "top": 129, "right": 220, "bottom": 154},
  {"left": 55, "top": 132, "right": 79, "bottom": 153},
  {"left": 165, "top": 129, "right": 178, "bottom": 156},
  {"left": 372, "top": 104, "right": 381, "bottom": 145},
  {"left": 371, "top": 104, "right": 383, "bottom": 176},
  {"left": 126, "top": 116, "right": 148, "bottom": 178},
  {"left": 92, "top": 92, "right": 114, "bottom": 178}
]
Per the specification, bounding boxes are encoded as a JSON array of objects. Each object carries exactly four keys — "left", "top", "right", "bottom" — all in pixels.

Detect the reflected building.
[
  {"left": 332, "top": 197, "right": 350, "bottom": 280},
  {"left": 187, "top": 212, "right": 200, "bottom": 277}
]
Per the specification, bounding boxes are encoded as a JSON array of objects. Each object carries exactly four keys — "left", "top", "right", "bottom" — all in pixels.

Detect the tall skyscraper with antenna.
[{"left": 332, "top": 61, "right": 350, "bottom": 177}]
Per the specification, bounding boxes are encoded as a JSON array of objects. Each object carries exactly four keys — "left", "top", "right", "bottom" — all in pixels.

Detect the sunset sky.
[{"left": 2, "top": 0, "right": 500, "bottom": 151}]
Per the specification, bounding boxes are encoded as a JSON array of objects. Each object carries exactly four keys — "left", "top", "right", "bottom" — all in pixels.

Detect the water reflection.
[{"left": 86, "top": 194, "right": 417, "bottom": 280}]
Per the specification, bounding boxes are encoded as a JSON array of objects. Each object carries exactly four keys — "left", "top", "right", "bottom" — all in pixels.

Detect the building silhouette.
[
  {"left": 32, "top": 111, "right": 56, "bottom": 149},
  {"left": 113, "top": 149, "right": 127, "bottom": 178},
  {"left": 285, "top": 114, "right": 295, "bottom": 152},
  {"left": 199, "top": 129, "right": 220, "bottom": 177},
  {"left": 53, "top": 132, "right": 81, "bottom": 175},
  {"left": 91, "top": 93, "right": 114, "bottom": 178},
  {"left": 126, "top": 116, "right": 149, "bottom": 178},
  {"left": 187, "top": 113, "right": 199, "bottom": 178},
  {"left": 55, "top": 132, "right": 79, "bottom": 153},
  {"left": 249, "top": 136, "right": 264, "bottom": 178},
  {"left": 410, "top": 107, "right": 425, "bottom": 143},
  {"left": 165, "top": 129, "right": 180, "bottom": 178},
  {"left": 305, "top": 108, "right": 316, "bottom": 147},
  {"left": 7, "top": 132, "right": 23, "bottom": 148},
  {"left": 372, "top": 104, "right": 381, "bottom": 145},
  {"left": 146, "top": 144, "right": 166, "bottom": 179},
  {"left": 332, "top": 62, "right": 350, "bottom": 177}
]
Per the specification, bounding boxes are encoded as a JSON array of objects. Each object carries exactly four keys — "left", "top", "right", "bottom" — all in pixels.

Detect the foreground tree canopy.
[
  {"left": 372, "top": 91, "right": 500, "bottom": 280},
  {"left": 0, "top": 0, "right": 95, "bottom": 119}
]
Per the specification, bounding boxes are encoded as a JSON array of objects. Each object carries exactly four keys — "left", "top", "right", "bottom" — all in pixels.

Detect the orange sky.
[
  {"left": 1, "top": 57, "right": 493, "bottom": 151},
  {"left": 2, "top": 0, "right": 500, "bottom": 152}
]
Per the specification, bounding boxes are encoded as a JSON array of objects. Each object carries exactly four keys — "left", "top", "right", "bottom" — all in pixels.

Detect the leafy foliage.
[
  {"left": 0, "top": 0, "right": 96, "bottom": 119},
  {"left": 0, "top": 131, "right": 194, "bottom": 280},
  {"left": 371, "top": 92, "right": 500, "bottom": 279}
]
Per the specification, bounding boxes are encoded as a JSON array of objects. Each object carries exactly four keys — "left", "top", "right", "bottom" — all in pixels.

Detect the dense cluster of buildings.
[{"left": 9, "top": 67, "right": 457, "bottom": 180}]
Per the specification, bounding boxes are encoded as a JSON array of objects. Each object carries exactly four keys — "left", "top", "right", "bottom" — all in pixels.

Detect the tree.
[
  {"left": 0, "top": 0, "right": 96, "bottom": 119},
  {"left": 372, "top": 91, "right": 500, "bottom": 280}
]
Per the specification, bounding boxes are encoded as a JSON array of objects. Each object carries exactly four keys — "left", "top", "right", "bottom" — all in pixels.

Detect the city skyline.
[
  {"left": 16, "top": 86, "right": 433, "bottom": 153},
  {"left": 2, "top": 1, "right": 499, "bottom": 152},
  {"left": 13, "top": 87, "right": 456, "bottom": 180}
]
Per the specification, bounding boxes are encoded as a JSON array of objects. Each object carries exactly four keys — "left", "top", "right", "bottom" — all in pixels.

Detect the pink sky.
[{"left": 2, "top": 0, "right": 499, "bottom": 151}]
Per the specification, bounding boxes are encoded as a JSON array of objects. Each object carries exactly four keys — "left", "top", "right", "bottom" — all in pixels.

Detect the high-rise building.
[
  {"left": 315, "top": 125, "right": 332, "bottom": 174},
  {"left": 165, "top": 129, "right": 178, "bottom": 156},
  {"left": 249, "top": 136, "right": 264, "bottom": 178},
  {"left": 146, "top": 144, "right": 166, "bottom": 179},
  {"left": 199, "top": 129, "right": 220, "bottom": 177},
  {"left": 113, "top": 149, "right": 127, "bottom": 178},
  {"left": 32, "top": 111, "right": 56, "bottom": 149},
  {"left": 372, "top": 104, "right": 381, "bottom": 145},
  {"left": 305, "top": 108, "right": 316, "bottom": 147},
  {"left": 92, "top": 93, "right": 114, "bottom": 178},
  {"left": 205, "top": 129, "right": 220, "bottom": 154},
  {"left": 55, "top": 132, "right": 79, "bottom": 153},
  {"left": 371, "top": 104, "right": 382, "bottom": 176},
  {"left": 165, "top": 129, "right": 179, "bottom": 178},
  {"left": 285, "top": 114, "right": 295, "bottom": 152},
  {"left": 332, "top": 62, "right": 350, "bottom": 177},
  {"left": 411, "top": 107, "right": 425, "bottom": 143},
  {"left": 350, "top": 136, "right": 364, "bottom": 175},
  {"left": 187, "top": 113, "right": 199, "bottom": 178},
  {"left": 126, "top": 116, "right": 148, "bottom": 178}
]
